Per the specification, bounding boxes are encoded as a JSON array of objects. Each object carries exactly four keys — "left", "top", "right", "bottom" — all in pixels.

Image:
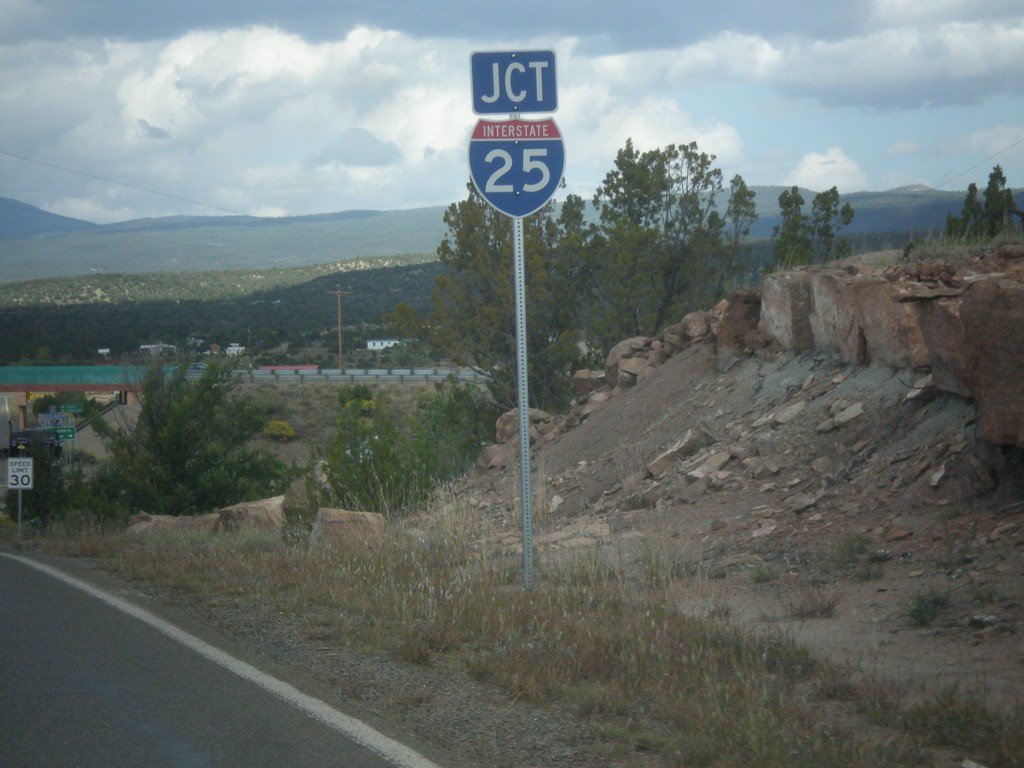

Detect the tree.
[
  {"left": 771, "top": 186, "right": 811, "bottom": 269},
  {"left": 429, "top": 183, "right": 588, "bottom": 410},
  {"left": 323, "top": 393, "right": 416, "bottom": 517},
  {"left": 94, "top": 360, "right": 289, "bottom": 516},
  {"left": 589, "top": 139, "right": 729, "bottom": 346},
  {"left": 321, "top": 383, "right": 497, "bottom": 517},
  {"left": 945, "top": 182, "right": 983, "bottom": 239},
  {"left": 946, "top": 166, "right": 1019, "bottom": 240},
  {"left": 726, "top": 174, "right": 758, "bottom": 252},
  {"left": 718, "top": 174, "right": 759, "bottom": 296},
  {"left": 810, "top": 186, "right": 855, "bottom": 262},
  {"left": 772, "top": 186, "right": 854, "bottom": 268},
  {"left": 982, "top": 165, "right": 1017, "bottom": 237}
]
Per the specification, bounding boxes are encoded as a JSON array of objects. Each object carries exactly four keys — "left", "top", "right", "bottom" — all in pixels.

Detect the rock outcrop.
[
  {"left": 480, "top": 247, "right": 1022, "bottom": 466},
  {"left": 759, "top": 252, "right": 1023, "bottom": 447}
]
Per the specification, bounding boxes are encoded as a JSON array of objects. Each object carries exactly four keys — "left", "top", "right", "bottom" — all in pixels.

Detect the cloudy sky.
[{"left": 1, "top": 0, "right": 1022, "bottom": 223}]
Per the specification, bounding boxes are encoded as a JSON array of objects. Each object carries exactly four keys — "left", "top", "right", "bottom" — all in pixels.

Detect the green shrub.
[
  {"left": 263, "top": 420, "right": 297, "bottom": 441},
  {"left": 907, "top": 590, "right": 950, "bottom": 626},
  {"left": 321, "top": 381, "right": 497, "bottom": 517}
]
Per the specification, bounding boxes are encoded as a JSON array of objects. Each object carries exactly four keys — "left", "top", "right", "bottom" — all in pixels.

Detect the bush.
[
  {"left": 907, "top": 590, "right": 950, "bottom": 626},
  {"left": 263, "top": 420, "right": 297, "bottom": 442},
  {"left": 93, "top": 359, "right": 291, "bottom": 516},
  {"left": 321, "top": 381, "right": 497, "bottom": 517}
]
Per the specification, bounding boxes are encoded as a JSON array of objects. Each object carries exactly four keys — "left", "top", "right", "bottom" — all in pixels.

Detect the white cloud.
[
  {"left": 775, "top": 20, "right": 1024, "bottom": 108},
  {"left": 785, "top": 147, "right": 867, "bottom": 192},
  {"left": 1, "top": 6, "right": 1021, "bottom": 222}
]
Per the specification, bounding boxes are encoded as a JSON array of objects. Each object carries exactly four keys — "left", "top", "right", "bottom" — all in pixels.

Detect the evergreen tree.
[
  {"left": 982, "top": 165, "right": 1017, "bottom": 237},
  {"left": 94, "top": 360, "right": 289, "bottom": 515},
  {"left": 772, "top": 186, "right": 812, "bottom": 268},
  {"left": 589, "top": 139, "right": 730, "bottom": 346},
  {"left": 772, "top": 186, "right": 854, "bottom": 268},
  {"left": 429, "top": 184, "right": 588, "bottom": 410}
]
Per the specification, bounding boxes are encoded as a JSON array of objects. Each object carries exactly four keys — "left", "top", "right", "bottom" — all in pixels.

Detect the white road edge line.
[{"left": 2, "top": 552, "right": 444, "bottom": 768}]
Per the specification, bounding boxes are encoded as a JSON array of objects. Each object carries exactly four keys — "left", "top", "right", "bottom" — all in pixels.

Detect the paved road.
[{"left": 0, "top": 552, "right": 446, "bottom": 768}]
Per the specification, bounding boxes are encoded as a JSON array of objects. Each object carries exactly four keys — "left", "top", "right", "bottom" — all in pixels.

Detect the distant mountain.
[
  {"left": 1, "top": 186, "right": 1020, "bottom": 283},
  {"left": 745, "top": 185, "right": 970, "bottom": 238},
  {"left": 0, "top": 204, "right": 449, "bottom": 283},
  {"left": 0, "top": 196, "right": 97, "bottom": 240}
]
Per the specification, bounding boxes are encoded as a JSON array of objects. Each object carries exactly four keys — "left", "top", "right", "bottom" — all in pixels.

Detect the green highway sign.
[
  {"left": 56, "top": 426, "right": 76, "bottom": 440},
  {"left": 59, "top": 403, "right": 84, "bottom": 412}
]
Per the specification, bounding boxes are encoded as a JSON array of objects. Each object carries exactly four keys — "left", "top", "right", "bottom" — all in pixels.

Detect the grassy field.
[{"left": 28, "top": 495, "right": 1023, "bottom": 768}]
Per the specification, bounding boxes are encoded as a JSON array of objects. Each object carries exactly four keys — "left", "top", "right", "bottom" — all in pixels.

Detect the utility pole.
[{"left": 327, "top": 286, "right": 349, "bottom": 370}]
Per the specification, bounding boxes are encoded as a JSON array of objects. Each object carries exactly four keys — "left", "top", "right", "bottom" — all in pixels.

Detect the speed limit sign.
[{"left": 7, "top": 457, "right": 33, "bottom": 490}]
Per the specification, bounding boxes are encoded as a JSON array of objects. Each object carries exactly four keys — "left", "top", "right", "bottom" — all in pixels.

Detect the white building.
[{"left": 367, "top": 339, "right": 400, "bottom": 351}]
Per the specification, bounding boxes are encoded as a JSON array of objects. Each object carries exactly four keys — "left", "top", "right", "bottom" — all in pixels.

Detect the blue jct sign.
[
  {"left": 471, "top": 50, "right": 557, "bottom": 115},
  {"left": 469, "top": 118, "right": 565, "bottom": 218}
]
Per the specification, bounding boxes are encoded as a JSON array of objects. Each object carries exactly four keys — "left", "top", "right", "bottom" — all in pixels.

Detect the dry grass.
[{"left": 39, "top": 492, "right": 1023, "bottom": 768}]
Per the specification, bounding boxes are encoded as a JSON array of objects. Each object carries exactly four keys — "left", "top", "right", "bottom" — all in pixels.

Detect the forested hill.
[{"left": 0, "top": 258, "right": 445, "bottom": 365}]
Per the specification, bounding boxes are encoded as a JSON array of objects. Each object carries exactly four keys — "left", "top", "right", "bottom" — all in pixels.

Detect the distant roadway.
[{"left": 0, "top": 552, "right": 448, "bottom": 768}]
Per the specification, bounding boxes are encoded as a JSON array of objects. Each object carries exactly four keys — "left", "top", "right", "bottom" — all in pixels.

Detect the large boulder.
[
  {"left": 646, "top": 427, "right": 716, "bottom": 477},
  {"left": 216, "top": 496, "right": 285, "bottom": 531},
  {"left": 570, "top": 369, "right": 608, "bottom": 397},
  {"left": 605, "top": 336, "right": 649, "bottom": 387},
  {"left": 495, "top": 407, "right": 556, "bottom": 444},
  {"left": 759, "top": 272, "right": 814, "bottom": 350},
  {"left": 959, "top": 274, "right": 1024, "bottom": 446}
]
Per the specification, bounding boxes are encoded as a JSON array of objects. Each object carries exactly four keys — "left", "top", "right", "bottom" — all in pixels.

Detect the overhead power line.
[
  {"left": 934, "top": 132, "right": 1024, "bottom": 190},
  {"left": 0, "top": 149, "right": 251, "bottom": 218}
]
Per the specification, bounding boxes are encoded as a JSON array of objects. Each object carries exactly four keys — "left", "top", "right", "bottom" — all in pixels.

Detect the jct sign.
[
  {"left": 471, "top": 50, "right": 557, "bottom": 114},
  {"left": 467, "top": 50, "right": 563, "bottom": 592},
  {"left": 468, "top": 118, "right": 565, "bottom": 217}
]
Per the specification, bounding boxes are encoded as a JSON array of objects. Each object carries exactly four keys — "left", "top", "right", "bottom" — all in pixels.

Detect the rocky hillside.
[{"left": 469, "top": 244, "right": 1024, "bottom": 706}]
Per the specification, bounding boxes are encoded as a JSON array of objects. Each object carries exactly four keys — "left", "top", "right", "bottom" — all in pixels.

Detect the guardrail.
[{"left": 218, "top": 368, "right": 489, "bottom": 386}]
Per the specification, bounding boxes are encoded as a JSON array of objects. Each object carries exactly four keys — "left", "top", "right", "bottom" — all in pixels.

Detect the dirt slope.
[{"left": 468, "top": 341, "right": 1024, "bottom": 707}]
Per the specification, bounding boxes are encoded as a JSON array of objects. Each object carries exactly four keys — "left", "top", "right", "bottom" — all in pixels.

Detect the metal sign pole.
[
  {"left": 512, "top": 216, "right": 534, "bottom": 591},
  {"left": 470, "top": 49, "right": 561, "bottom": 592}
]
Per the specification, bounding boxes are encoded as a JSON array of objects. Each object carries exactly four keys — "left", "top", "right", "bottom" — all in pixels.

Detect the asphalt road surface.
[{"left": 0, "top": 552, "right": 446, "bottom": 768}]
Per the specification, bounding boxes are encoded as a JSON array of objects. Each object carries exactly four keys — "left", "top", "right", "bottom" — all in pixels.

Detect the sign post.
[
  {"left": 7, "top": 457, "right": 33, "bottom": 538},
  {"left": 469, "top": 50, "right": 561, "bottom": 591}
]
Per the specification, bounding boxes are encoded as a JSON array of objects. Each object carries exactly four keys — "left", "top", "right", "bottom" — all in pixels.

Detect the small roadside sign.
[
  {"left": 56, "top": 426, "right": 76, "bottom": 441},
  {"left": 7, "top": 457, "right": 33, "bottom": 490}
]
